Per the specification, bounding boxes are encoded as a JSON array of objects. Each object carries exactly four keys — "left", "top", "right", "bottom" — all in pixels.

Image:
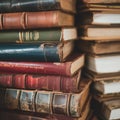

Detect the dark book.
[
  {"left": 0, "top": 53, "right": 84, "bottom": 76},
  {"left": 0, "top": 41, "right": 74, "bottom": 62},
  {"left": 0, "top": 79, "right": 91, "bottom": 117},
  {"left": 0, "top": 0, "right": 76, "bottom": 13},
  {"left": 78, "top": 25, "right": 120, "bottom": 41},
  {"left": 76, "top": 40, "right": 120, "bottom": 54},
  {"left": 0, "top": 27, "right": 77, "bottom": 43},
  {"left": 0, "top": 11, "right": 74, "bottom": 30},
  {"left": 79, "top": 0, "right": 120, "bottom": 3},
  {"left": 0, "top": 70, "right": 81, "bottom": 93}
]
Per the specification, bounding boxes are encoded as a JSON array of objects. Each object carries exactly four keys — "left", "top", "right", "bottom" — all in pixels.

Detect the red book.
[
  {"left": 0, "top": 54, "right": 84, "bottom": 76},
  {"left": 0, "top": 70, "right": 81, "bottom": 93}
]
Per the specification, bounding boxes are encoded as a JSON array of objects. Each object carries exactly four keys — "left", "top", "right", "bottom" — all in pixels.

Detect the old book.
[
  {"left": 0, "top": 79, "right": 91, "bottom": 117},
  {"left": 93, "top": 79, "right": 120, "bottom": 94},
  {"left": 0, "top": 11, "right": 74, "bottom": 30},
  {"left": 78, "top": 25, "right": 120, "bottom": 41},
  {"left": 0, "top": 70, "right": 81, "bottom": 93},
  {"left": 0, "top": 27, "right": 77, "bottom": 43},
  {"left": 85, "top": 54, "right": 120, "bottom": 74},
  {"left": 76, "top": 40, "right": 120, "bottom": 54},
  {"left": 0, "top": 0, "right": 76, "bottom": 13},
  {"left": 0, "top": 53, "right": 84, "bottom": 76},
  {"left": 79, "top": 0, "right": 120, "bottom": 3},
  {"left": 77, "top": 11, "right": 120, "bottom": 25},
  {"left": 0, "top": 41, "right": 74, "bottom": 62}
]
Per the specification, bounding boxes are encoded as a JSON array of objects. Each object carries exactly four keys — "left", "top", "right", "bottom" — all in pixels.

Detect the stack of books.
[
  {"left": 76, "top": 0, "right": 120, "bottom": 120},
  {"left": 0, "top": 0, "right": 92, "bottom": 120}
]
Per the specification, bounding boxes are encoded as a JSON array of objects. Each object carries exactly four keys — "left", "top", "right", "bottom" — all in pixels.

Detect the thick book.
[
  {"left": 79, "top": 0, "right": 120, "bottom": 3},
  {"left": 0, "top": 41, "right": 74, "bottom": 62},
  {"left": 0, "top": 11, "right": 74, "bottom": 30},
  {"left": 0, "top": 70, "right": 81, "bottom": 93},
  {"left": 0, "top": 27, "right": 77, "bottom": 43},
  {"left": 0, "top": 79, "right": 91, "bottom": 117},
  {"left": 93, "top": 79, "right": 120, "bottom": 94},
  {"left": 0, "top": 53, "right": 84, "bottom": 76},
  {"left": 78, "top": 25, "right": 120, "bottom": 41},
  {"left": 76, "top": 40, "right": 120, "bottom": 54},
  {"left": 85, "top": 54, "right": 120, "bottom": 74},
  {"left": 77, "top": 11, "right": 120, "bottom": 25},
  {"left": 0, "top": 0, "right": 76, "bottom": 13}
]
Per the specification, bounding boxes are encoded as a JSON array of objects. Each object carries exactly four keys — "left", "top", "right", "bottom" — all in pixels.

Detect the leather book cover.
[
  {"left": 0, "top": 70, "right": 81, "bottom": 92},
  {"left": 0, "top": 41, "right": 74, "bottom": 62},
  {"left": 0, "top": 53, "right": 84, "bottom": 76},
  {"left": 1, "top": 11, "right": 74, "bottom": 30}
]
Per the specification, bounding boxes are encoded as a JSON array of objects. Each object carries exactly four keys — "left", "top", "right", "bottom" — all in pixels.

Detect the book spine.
[
  {"left": 83, "top": 0, "right": 120, "bottom": 3},
  {"left": 0, "top": 0, "right": 60, "bottom": 13},
  {"left": 0, "top": 43, "right": 62, "bottom": 62},
  {"left": 2, "top": 89, "right": 83, "bottom": 117},
  {"left": 0, "top": 61, "right": 71, "bottom": 76},
  {"left": 0, "top": 29, "right": 61, "bottom": 43},
  {"left": 0, "top": 71, "right": 81, "bottom": 92},
  {"left": 1, "top": 11, "right": 59, "bottom": 30}
]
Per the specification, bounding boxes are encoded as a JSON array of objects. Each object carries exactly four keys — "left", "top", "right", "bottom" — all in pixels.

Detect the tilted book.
[
  {"left": 0, "top": 41, "right": 74, "bottom": 62},
  {"left": 78, "top": 25, "right": 120, "bottom": 41},
  {"left": 85, "top": 54, "right": 120, "bottom": 74},
  {"left": 0, "top": 53, "right": 84, "bottom": 76},
  {"left": 0, "top": 0, "right": 76, "bottom": 13},
  {"left": 0, "top": 70, "right": 81, "bottom": 93},
  {"left": 0, "top": 27, "right": 77, "bottom": 43},
  {"left": 0, "top": 11, "right": 74, "bottom": 30},
  {"left": 0, "top": 79, "right": 91, "bottom": 117},
  {"left": 76, "top": 40, "right": 120, "bottom": 54}
]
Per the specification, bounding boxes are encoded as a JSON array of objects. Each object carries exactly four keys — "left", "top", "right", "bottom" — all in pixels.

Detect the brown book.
[
  {"left": 76, "top": 40, "right": 120, "bottom": 54},
  {"left": 78, "top": 25, "right": 120, "bottom": 41},
  {"left": 0, "top": 79, "right": 91, "bottom": 117},
  {"left": 80, "top": 0, "right": 120, "bottom": 3},
  {"left": 0, "top": 11, "right": 74, "bottom": 30}
]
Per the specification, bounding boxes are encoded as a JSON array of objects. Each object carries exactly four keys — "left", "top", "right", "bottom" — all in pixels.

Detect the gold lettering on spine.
[
  {"left": 17, "top": 32, "right": 23, "bottom": 43},
  {"left": 25, "top": 32, "right": 30, "bottom": 41},
  {"left": 34, "top": 31, "right": 40, "bottom": 41}
]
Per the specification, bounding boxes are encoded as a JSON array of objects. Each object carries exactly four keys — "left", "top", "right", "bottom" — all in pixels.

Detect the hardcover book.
[
  {"left": 0, "top": 79, "right": 91, "bottom": 117},
  {"left": 0, "top": 41, "right": 74, "bottom": 62},
  {"left": 0, "top": 53, "right": 84, "bottom": 76},
  {"left": 0, "top": 0, "right": 76, "bottom": 13},
  {"left": 0, "top": 11, "right": 74, "bottom": 30},
  {"left": 0, "top": 27, "right": 77, "bottom": 43},
  {"left": 76, "top": 40, "right": 120, "bottom": 54},
  {"left": 0, "top": 70, "right": 82, "bottom": 93},
  {"left": 79, "top": 0, "right": 120, "bottom": 3},
  {"left": 78, "top": 25, "right": 120, "bottom": 41}
]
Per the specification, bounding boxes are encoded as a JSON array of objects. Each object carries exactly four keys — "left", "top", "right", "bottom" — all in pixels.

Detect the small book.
[
  {"left": 77, "top": 11, "right": 120, "bottom": 25},
  {"left": 0, "top": 70, "right": 82, "bottom": 93},
  {"left": 78, "top": 25, "right": 120, "bottom": 41},
  {"left": 93, "top": 79, "right": 120, "bottom": 94},
  {"left": 76, "top": 40, "right": 120, "bottom": 54},
  {"left": 0, "top": 27, "right": 77, "bottom": 43},
  {"left": 0, "top": 0, "right": 76, "bottom": 13},
  {"left": 0, "top": 41, "right": 74, "bottom": 62},
  {"left": 101, "top": 99, "right": 120, "bottom": 120},
  {"left": 0, "top": 11, "right": 74, "bottom": 30},
  {"left": 0, "top": 79, "right": 91, "bottom": 117},
  {"left": 0, "top": 53, "right": 84, "bottom": 76},
  {"left": 79, "top": 0, "right": 120, "bottom": 3},
  {"left": 85, "top": 54, "right": 120, "bottom": 74}
]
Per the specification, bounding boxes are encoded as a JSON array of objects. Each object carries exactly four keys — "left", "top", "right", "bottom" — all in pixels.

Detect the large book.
[
  {"left": 0, "top": 70, "right": 81, "bottom": 93},
  {"left": 0, "top": 27, "right": 77, "bottom": 43},
  {"left": 0, "top": 53, "right": 84, "bottom": 76},
  {"left": 79, "top": 0, "right": 120, "bottom": 3},
  {"left": 93, "top": 79, "right": 120, "bottom": 95},
  {"left": 78, "top": 25, "right": 120, "bottom": 41},
  {"left": 0, "top": 79, "right": 91, "bottom": 117},
  {"left": 76, "top": 40, "right": 120, "bottom": 54},
  {"left": 0, "top": 11, "right": 74, "bottom": 30},
  {"left": 0, "top": 41, "right": 74, "bottom": 62},
  {"left": 0, "top": 0, "right": 76, "bottom": 13},
  {"left": 77, "top": 11, "right": 120, "bottom": 25},
  {"left": 85, "top": 54, "right": 120, "bottom": 74}
]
